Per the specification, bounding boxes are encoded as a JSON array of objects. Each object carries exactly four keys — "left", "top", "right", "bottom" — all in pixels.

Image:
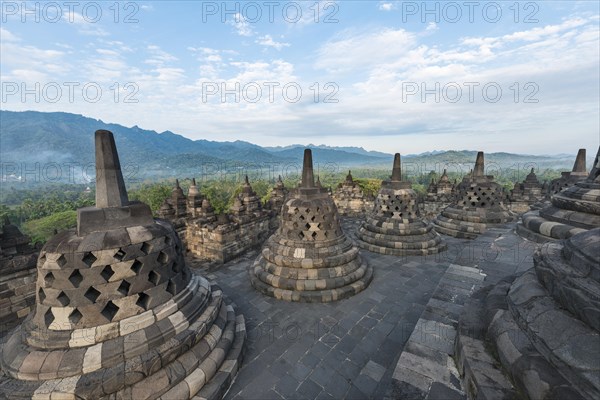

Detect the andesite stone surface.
[
  {"left": 333, "top": 170, "right": 374, "bottom": 218},
  {"left": 0, "top": 218, "right": 38, "bottom": 338},
  {"left": 433, "top": 152, "right": 514, "bottom": 239},
  {"left": 422, "top": 169, "right": 457, "bottom": 220},
  {"left": 249, "top": 149, "right": 373, "bottom": 302},
  {"left": 517, "top": 146, "right": 599, "bottom": 242},
  {"left": 356, "top": 153, "right": 447, "bottom": 256},
  {"left": 0, "top": 130, "right": 246, "bottom": 400},
  {"left": 509, "top": 168, "right": 544, "bottom": 214},
  {"left": 455, "top": 227, "right": 600, "bottom": 400}
]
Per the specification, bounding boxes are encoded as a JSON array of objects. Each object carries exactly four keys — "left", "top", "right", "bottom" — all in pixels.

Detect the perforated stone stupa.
[
  {"left": 547, "top": 148, "right": 588, "bottom": 196},
  {"left": 356, "top": 154, "right": 447, "bottom": 256},
  {"left": 0, "top": 130, "right": 245, "bottom": 399},
  {"left": 508, "top": 167, "right": 544, "bottom": 213},
  {"left": 432, "top": 152, "right": 514, "bottom": 239},
  {"left": 186, "top": 176, "right": 271, "bottom": 264},
  {"left": 265, "top": 176, "right": 289, "bottom": 230},
  {"left": 517, "top": 146, "right": 599, "bottom": 242},
  {"left": 332, "top": 170, "right": 373, "bottom": 217},
  {"left": 422, "top": 169, "right": 457, "bottom": 220},
  {"left": 249, "top": 149, "right": 373, "bottom": 302},
  {"left": 0, "top": 218, "right": 38, "bottom": 337},
  {"left": 455, "top": 227, "right": 600, "bottom": 399}
]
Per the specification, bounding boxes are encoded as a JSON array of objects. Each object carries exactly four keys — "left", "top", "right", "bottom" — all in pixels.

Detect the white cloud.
[
  {"left": 256, "top": 35, "right": 290, "bottom": 51},
  {"left": 426, "top": 22, "right": 438, "bottom": 32},
  {"left": 0, "top": 27, "right": 20, "bottom": 42},
  {"left": 379, "top": 2, "right": 395, "bottom": 11},
  {"left": 227, "top": 13, "right": 254, "bottom": 37},
  {"left": 145, "top": 45, "right": 178, "bottom": 66},
  {"left": 315, "top": 28, "right": 416, "bottom": 73}
]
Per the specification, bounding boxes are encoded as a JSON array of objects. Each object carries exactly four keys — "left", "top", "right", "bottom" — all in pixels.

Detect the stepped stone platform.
[
  {"left": 455, "top": 227, "right": 600, "bottom": 400},
  {"left": 509, "top": 168, "right": 544, "bottom": 214},
  {"left": 184, "top": 217, "right": 536, "bottom": 400},
  {"left": 0, "top": 130, "right": 245, "bottom": 400},
  {"left": 422, "top": 169, "right": 457, "bottom": 221},
  {"left": 356, "top": 154, "right": 447, "bottom": 256},
  {"left": 0, "top": 219, "right": 38, "bottom": 338},
  {"left": 517, "top": 146, "right": 599, "bottom": 243},
  {"left": 433, "top": 152, "right": 514, "bottom": 239},
  {"left": 249, "top": 149, "right": 372, "bottom": 302},
  {"left": 333, "top": 171, "right": 373, "bottom": 217}
]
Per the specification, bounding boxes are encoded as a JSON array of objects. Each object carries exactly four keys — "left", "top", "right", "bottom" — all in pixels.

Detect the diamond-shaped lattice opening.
[
  {"left": 44, "top": 272, "right": 55, "bottom": 286},
  {"left": 69, "top": 270, "right": 84, "bottom": 288},
  {"left": 38, "top": 288, "right": 46, "bottom": 303},
  {"left": 148, "top": 270, "right": 160, "bottom": 286},
  {"left": 172, "top": 262, "right": 182, "bottom": 273},
  {"left": 117, "top": 280, "right": 131, "bottom": 296},
  {"left": 299, "top": 214, "right": 305, "bottom": 221},
  {"left": 56, "top": 254, "right": 67, "bottom": 268},
  {"left": 141, "top": 242, "right": 151, "bottom": 255},
  {"left": 311, "top": 215, "right": 316, "bottom": 222},
  {"left": 311, "top": 232, "right": 318, "bottom": 239},
  {"left": 84, "top": 286, "right": 101, "bottom": 303},
  {"left": 166, "top": 279, "right": 176, "bottom": 295},
  {"left": 298, "top": 231, "right": 305, "bottom": 239},
  {"left": 82, "top": 252, "right": 97, "bottom": 267},
  {"left": 101, "top": 265, "right": 115, "bottom": 282},
  {"left": 157, "top": 251, "right": 169, "bottom": 264},
  {"left": 101, "top": 301, "right": 119, "bottom": 321},
  {"left": 136, "top": 292, "right": 150, "bottom": 310},
  {"left": 44, "top": 309, "right": 54, "bottom": 326},
  {"left": 69, "top": 308, "right": 83, "bottom": 325},
  {"left": 114, "top": 248, "right": 126, "bottom": 261},
  {"left": 131, "top": 260, "right": 143, "bottom": 274},
  {"left": 305, "top": 223, "right": 311, "bottom": 230},
  {"left": 56, "top": 291, "right": 70, "bottom": 306}
]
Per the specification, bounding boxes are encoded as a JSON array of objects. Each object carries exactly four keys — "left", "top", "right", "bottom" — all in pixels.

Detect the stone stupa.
[
  {"left": 249, "top": 149, "right": 373, "bottom": 302},
  {"left": 456, "top": 227, "right": 600, "bottom": 399},
  {"left": 356, "top": 154, "right": 447, "bottom": 256},
  {"left": 0, "top": 130, "right": 245, "bottom": 399},
  {"left": 333, "top": 170, "right": 372, "bottom": 217},
  {"left": 433, "top": 151, "right": 514, "bottom": 239},
  {"left": 0, "top": 218, "right": 38, "bottom": 337},
  {"left": 509, "top": 167, "right": 544, "bottom": 213},
  {"left": 517, "top": 146, "right": 599, "bottom": 242}
]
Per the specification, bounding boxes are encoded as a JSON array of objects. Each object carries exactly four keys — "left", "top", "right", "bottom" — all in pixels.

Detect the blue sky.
[{"left": 1, "top": 1, "right": 599, "bottom": 154}]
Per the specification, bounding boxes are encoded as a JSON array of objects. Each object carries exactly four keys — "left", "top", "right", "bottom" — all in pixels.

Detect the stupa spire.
[
  {"left": 94, "top": 130, "right": 128, "bottom": 208},
  {"left": 301, "top": 149, "right": 315, "bottom": 188},
  {"left": 391, "top": 153, "right": 402, "bottom": 181},
  {"left": 473, "top": 151, "right": 485, "bottom": 177},
  {"left": 573, "top": 148, "right": 586, "bottom": 172}
]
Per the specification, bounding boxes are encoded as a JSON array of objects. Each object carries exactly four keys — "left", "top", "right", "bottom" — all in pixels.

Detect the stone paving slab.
[
  {"left": 187, "top": 219, "right": 535, "bottom": 399},
  {"left": 386, "top": 223, "right": 535, "bottom": 400}
]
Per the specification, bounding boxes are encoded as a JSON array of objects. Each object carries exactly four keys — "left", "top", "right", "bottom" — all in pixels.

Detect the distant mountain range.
[{"left": 0, "top": 110, "right": 593, "bottom": 183}]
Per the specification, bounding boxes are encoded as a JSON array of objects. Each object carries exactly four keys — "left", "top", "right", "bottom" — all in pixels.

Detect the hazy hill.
[{"left": 0, "top": 110, "right": 592, "bottom": 184}]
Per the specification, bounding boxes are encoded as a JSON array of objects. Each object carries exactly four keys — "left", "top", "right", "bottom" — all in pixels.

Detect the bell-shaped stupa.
[
  {"left": 0, "top": 130, "right": 245, "bottom": 399},
  {"left": 249, "top": 149, "right": 373, "bottom": 302},
  {"left": 433, "top": 152, "right": 514, "bottom": 238},
  {"left": 356, "top": 154, "right": 447, "bottom": 255},
  {"left": 517, "top": 146, "right": 599, "bottom": 242}
]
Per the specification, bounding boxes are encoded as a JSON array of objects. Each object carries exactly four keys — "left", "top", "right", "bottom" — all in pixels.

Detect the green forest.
[{"left": 0, "top": 166, "right": 562, "bottom": 245}]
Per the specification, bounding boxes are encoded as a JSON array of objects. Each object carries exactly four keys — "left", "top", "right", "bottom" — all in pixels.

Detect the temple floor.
[{"left": 186, "top": 218, "right": 537, "bottom": 400}]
